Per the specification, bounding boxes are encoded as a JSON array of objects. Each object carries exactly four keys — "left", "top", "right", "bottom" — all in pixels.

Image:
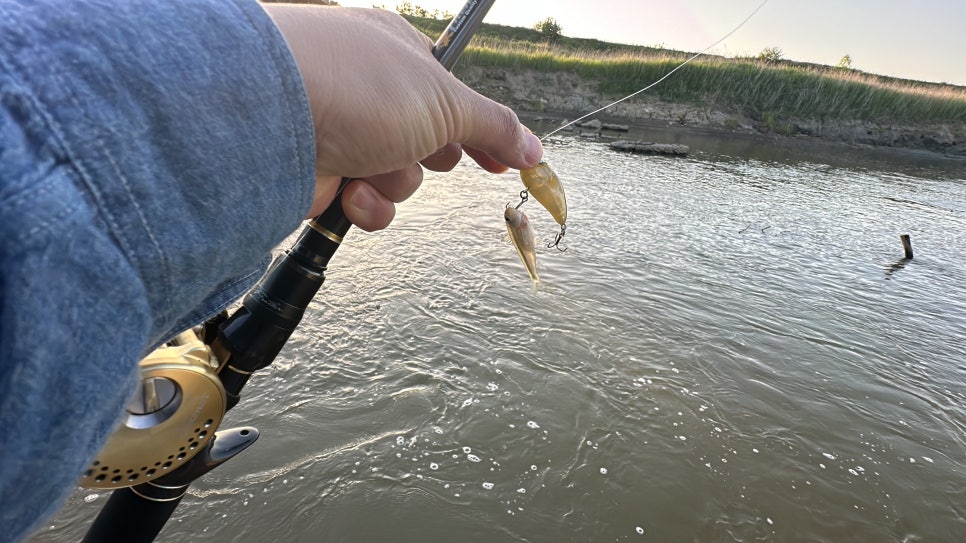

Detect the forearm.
[{"left": 0, "top": 0, "right": 314, "bottom": 540}]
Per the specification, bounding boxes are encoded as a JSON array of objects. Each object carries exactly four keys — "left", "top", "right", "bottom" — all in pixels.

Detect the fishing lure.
[
  {"left": 519, "top": 161, "right": 568, "bottom": 250},
  {"left": 503, "top": 161, "right": 568, "bottom": 281},
  {"left": 520, "top": 161, "right": 567, "bottom": 226},
  {"left": 504, "top": 205, "right": 539, "bottom": 282}
]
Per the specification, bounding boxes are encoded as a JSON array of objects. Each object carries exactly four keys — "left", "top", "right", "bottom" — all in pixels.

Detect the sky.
[{"left": 335, "top": 0, "right": 966, "bottom": 86}]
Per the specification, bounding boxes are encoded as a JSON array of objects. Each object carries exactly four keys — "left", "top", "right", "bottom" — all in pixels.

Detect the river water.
[{"left": 32, "top": 128, "right": 966, "bottom": 542}]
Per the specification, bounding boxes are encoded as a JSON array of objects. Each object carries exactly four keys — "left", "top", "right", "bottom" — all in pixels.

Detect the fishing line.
[{"left": 540, "top": 0, "right": 771, "bottom": 140}]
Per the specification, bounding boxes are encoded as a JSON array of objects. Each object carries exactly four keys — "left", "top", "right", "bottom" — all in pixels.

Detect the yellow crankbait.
[
  {"left": 503, "top": 162, "right": 567, "bottom": 287},
  {"left": 519, "top": 161, "right": 567, "bottom": 250},
  {"left": 504, "top": 206, "right": 539, "bottom": 283},
  {"left": 503, "top": 160, "right": 567, "bottom": 282},
  {"left": 520, "top": 161, "right": 567, "bottom": 226}
]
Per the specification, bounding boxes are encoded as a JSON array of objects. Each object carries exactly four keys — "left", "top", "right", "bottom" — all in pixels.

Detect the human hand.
[{"left": 263, "top": 4, "right": 544, "bottom": 230}]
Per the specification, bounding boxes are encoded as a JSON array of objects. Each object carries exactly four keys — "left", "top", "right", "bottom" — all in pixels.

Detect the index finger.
[{"left": 462, "top": 145, "right": 509, "bottom": 174}]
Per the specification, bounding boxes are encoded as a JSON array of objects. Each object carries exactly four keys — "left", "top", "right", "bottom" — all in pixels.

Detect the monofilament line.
[{"left": 540, "top": 0, "right": 771, "bottom": 141}]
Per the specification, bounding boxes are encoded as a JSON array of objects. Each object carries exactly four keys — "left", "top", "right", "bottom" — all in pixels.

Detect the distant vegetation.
[
  {"left": 399, "top": 13, "right": 966, "bottom": 127},
  {"left": 387, "top": 1, "right": 452, "bottom": 20},
  {"left": 755, "top": 47, "right": 783, "bottom": 64},
  {"left": 532, "top": 17, "right": 562, "bottom": 43}
]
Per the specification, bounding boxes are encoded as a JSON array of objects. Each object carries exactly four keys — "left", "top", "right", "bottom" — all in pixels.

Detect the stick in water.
[{"left": 900, "top": 234, "right": 913, "bottom": 259}]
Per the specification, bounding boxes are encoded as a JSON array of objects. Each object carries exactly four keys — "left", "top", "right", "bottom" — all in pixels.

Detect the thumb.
[{"left": 452, "top": 95, "right": 544, "bottom": 171}]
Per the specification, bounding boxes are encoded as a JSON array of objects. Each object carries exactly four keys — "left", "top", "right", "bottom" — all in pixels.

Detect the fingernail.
[
  {"left": 348, "top": 182, "right": 378, "bottom": 212},
  {"left": 524, "top": 132, "right": 543, "bottom": 166}
]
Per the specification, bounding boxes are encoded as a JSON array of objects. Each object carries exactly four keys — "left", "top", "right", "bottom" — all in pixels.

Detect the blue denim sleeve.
[{"left": 0, "top": 0, "right": 315, "bottom": 540}]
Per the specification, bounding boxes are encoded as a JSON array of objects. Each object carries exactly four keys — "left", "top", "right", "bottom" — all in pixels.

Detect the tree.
[
  {"left": 534, "top": 17, "right": 562, "bottom": 42},
  {"left": 432, "top": 8, "right": 454, "bottom": 19},
  {"left": 261, "top": 0, "right": 339, "bottom": 4},
  {"left": 837, "top": 54, "right": 854, "bottom": 70},
  {"left": 393, "top": 2, "right": 451, "bottom": 19},
  {"left": 756, "top": 46, "right": 783, "bottom": 63},
  {"left": 395, "top": 2, "right": 429, "bottom": 17}
]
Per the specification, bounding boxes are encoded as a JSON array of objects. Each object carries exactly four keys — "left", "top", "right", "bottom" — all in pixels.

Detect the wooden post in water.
[{"left": 900, "top": 234, "right": 914, "bottom": 259}]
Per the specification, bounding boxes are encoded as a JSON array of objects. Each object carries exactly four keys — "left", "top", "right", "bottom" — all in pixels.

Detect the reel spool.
[{"left": 79, "top": 331, "right": 226, "bottom": 489}]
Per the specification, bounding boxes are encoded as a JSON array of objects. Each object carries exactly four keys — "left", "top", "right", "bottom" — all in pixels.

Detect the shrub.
[
  {"left": 757, "top": 47, "right": 783, "bottom": 63},
  {"left": 534, "top": 17, "right": 562, "bottom": 43}
]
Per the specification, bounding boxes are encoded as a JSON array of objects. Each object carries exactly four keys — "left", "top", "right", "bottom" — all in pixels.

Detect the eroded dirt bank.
[{"left": 458, "top": 67, "right": 966, "bottom": 159}]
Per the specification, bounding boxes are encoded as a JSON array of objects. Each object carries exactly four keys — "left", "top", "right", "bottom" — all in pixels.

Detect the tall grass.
[
  {"left": 403, "top": 15, "right": 966, "bottom": 126},
  {"left": 456, "top": 43, "right": 966, "bottom": 124}
]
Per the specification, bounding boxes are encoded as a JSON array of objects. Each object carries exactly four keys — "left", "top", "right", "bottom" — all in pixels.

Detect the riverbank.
[{"left": 457, "top": 66, "right": 966, "bottom": 160}]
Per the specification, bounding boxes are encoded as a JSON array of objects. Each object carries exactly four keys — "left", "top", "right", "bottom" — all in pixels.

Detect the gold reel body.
[{"left": 79, "top": 332, "right": 226, "bottom": 489}]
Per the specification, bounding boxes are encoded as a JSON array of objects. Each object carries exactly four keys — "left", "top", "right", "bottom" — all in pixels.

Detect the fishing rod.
[{"left": 79, "top": 2, "right": 495, "bottom": 541}]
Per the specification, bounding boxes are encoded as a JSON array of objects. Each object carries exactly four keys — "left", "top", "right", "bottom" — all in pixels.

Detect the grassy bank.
[{"left": 406, "top": 16, "right": 966, "bottom": 129}]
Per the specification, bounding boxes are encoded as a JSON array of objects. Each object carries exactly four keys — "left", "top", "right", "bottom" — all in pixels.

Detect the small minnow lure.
[
  {"left": 520, "top": 161, "right": 567, "bottom": 226},
  {"left": 504, "top": 206, "right": 539, "bottom": 282}
]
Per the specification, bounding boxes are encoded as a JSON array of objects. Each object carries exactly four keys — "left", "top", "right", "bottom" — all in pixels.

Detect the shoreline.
[
  {"left": 515, "top": 110, "right": 966, "bottom": 176},
  {"left": 458, "top": 67, "right": 966, "bottom": 162}
]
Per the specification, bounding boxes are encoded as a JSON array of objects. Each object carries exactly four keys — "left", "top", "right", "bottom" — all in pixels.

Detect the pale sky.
[{"left": 335, "top": 0, "right": 966, "bottom": 86}]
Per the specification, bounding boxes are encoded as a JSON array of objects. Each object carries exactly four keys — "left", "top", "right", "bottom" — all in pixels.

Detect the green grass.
[{"left": 404, "top": 15, "right": 966, "bottom": 126}]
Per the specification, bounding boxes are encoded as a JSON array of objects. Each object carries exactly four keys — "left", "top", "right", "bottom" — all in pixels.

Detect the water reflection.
[{"left": 884, "top": 256, "right": 913, "bottom": 278}]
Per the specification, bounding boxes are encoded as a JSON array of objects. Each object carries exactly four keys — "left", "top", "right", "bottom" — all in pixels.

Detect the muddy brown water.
[{"left": 32, "top": 130, "right": 966, "bottom": 542}]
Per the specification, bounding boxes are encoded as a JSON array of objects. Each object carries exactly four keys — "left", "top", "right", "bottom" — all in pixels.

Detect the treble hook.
[{"left": 547, "top": 223, "right": 567, "bottom": 251}]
